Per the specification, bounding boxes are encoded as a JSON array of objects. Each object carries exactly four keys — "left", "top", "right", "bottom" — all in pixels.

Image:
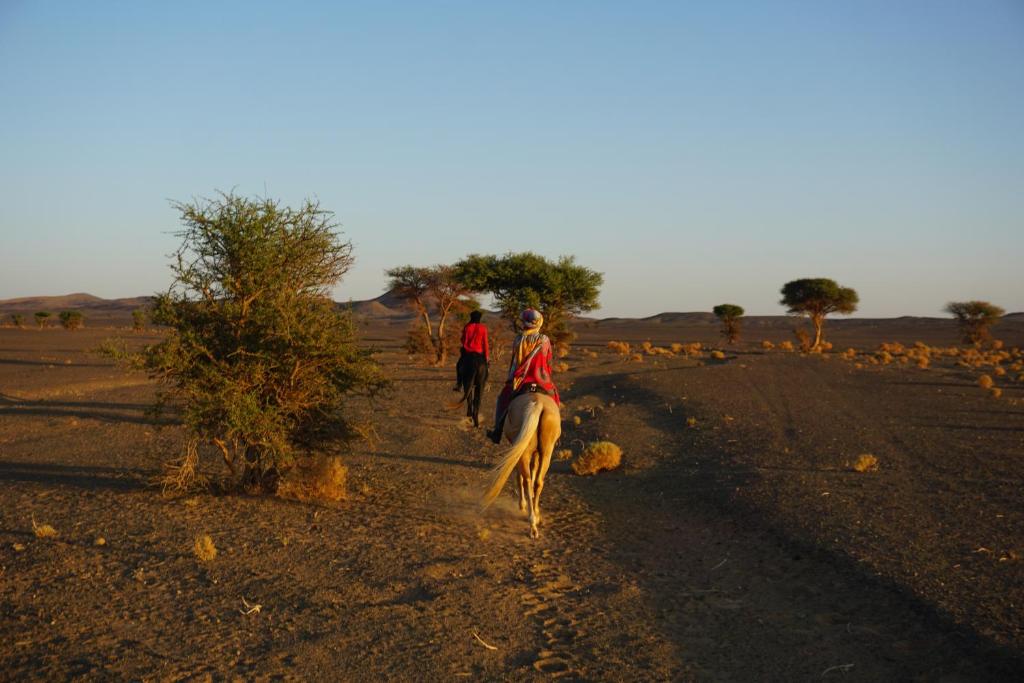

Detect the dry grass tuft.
[
  {"left": 761, "top": 340, "right": 774, "bottom": 350},
  {"left": 31, "top": 517, "right": 58, "bottom": 538},
  {"left": 778, "top": 340, "right": 795, "bottom": 352},
  {"left": 572, "top": 415, "right": 582, "bottom": 426},
  {"left": 686, "top": 417, "right": 698, "bottom": 428},
  {"left": 710, "top": 350, "right": 726, "bottom": 360},
  {"left": 607, "top": 340, "right": 631, "bottom": 355},
  {"left": 978, "top": 374, "right": 994, "bottom": 389},
  {"left": 554, "top": 362, "right": 570, "bottom": 373},
  {"left": 916, "top": 356, "right": 930, "bottom": 369},
  {"left": 989, "top": 387, "right": 1003, "bottom": 399},
  {"left": 157, "top": 439, "right": 207, "bottom": 495},
  {"left": 193, "top": 534, "right": 217, "bottom": 561},
  {"left": 630, "top": 353, "right": 644, "bottom": 363},
  {"left": 572, "top": 441, "right": 623, "bottom": 476},
  {"left": 555, "top": 448, "right": 573, "bottom": 461},
  {"left": 94, "top": 537, "right": 106, "bottom": 546},
  {"left": 277, "top": 455, "right": 348, "bottom": 502},
  {"left": 671, "top": 343, "right": 686, "bottom": 354},
  {"left": 994, "top": 366, "right": 1006, "bottom": 377},
  {"left": 851, "top": 454, "right": 879, "bottom": 473}
]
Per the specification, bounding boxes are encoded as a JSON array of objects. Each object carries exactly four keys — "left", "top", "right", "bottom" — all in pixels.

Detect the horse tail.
[{"left": 480, "top": 398, "right": 544, "bottom": 511}]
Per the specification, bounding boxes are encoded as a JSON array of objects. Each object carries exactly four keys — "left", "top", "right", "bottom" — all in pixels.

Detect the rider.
[
  {"left": 454, "top": 309, "right": 489, "bottom": 390},
  {"left": 486, "top": 308, "right": 560, "bottom": 444}
]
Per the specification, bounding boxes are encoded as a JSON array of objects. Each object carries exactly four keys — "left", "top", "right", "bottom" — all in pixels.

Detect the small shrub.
[
  {"left": 686, "top": 417, "right": 698, "bottom": 428},
  {"left": 641, "top": 340, "right": 654, "bottom": 355},
  {"left": 916, "top": 357, "right": 930, "bottom": 369},
  {"left": 793, "top": 327, "right": 812, "bottom": 352},
  {"left": 58, "top": 310, "right": 84, "bottom": 330},
  {"left": 978, "top": 375, "right": 994, "bottom": 389},
  {"left": 761, "top": 340, "right": 774, "bottom": 350},
  {"left": 994, "top": 367, "right": 1006, "bottom": 377},
  {"left": 31, "top": 517, "right": 58, "bottom": 538},
  {"left": 555, "top": 449, "right": 573, "bottom": 461},
  {"left": 572, "top": 441, "right": 623, "bottom": 476},
  {"left": 671, "top": 343, "right": 686, "bottom": 353},
  {"left": 607, "top": 340, "right": 631, "bottom": 355},
  {"left": 131, "top": 308, "right": 147, "bottom": 332},
  {"left": 851, "top": 454, "right": 879, "bottom": 473},
  {"left": 710, "top": 350, "right": 726, "bottom": 360},
  {"left": 193, "top": 534, "right": 217, "bottom": 561},
  {"left": 276, "top": 455, "right": 348, "bottom": 502},
  {"left": 630, "top": 353, "right": 644, "bottom": 362},
  {"left": 779, "top": 340, "right": 795, "bottom": 352},
  {"left": 842, "top": 348, "right": 857, "bottom": 360},
  {"left": 989, "top": 387, "right": 1003, "bottom": 399}
]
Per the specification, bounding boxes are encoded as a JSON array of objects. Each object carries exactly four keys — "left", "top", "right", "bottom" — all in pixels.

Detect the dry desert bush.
[
  {"left": 607, "top": 340, "right": 631, "bottom": 356},
  {"left": 778, "top": 340, "right": 795, "bottom": 352},
  {"left": 555, "top": 448, "right": 573, "bottom": 461},
  {"left": 31, "top": 518, "right": 58, "bottom": 538},
  {"left": 671, "top": 342, "right": 686, "bottom": 354},
  {"left": 989, "top": 387, "right": 1003, "bottom": 399},
  {"left": 761, "top": 340, "right": 774, "bottom": 350},
  {"left": 710, "top": 350, "right": 726, "bottom": 360},
  {"left": 276, "top": 455, "right": 348, "bottom": 502},
  {"left": 630, "top": 353, "right": 644, "bottom": 363},
  {"left": 978, "top": 375, "right": 995, "bottom": 389},
  {"left": 851, "top": 454, "right": 879, "bottom": 473},
  {"left": 193, "top": 534, "right": 217, "bottom": 561},
  {"left": 572, "top": 441, "right": 623, "bottom": 476}
]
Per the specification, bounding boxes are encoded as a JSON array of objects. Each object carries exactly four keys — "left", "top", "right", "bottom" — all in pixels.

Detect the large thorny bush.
[{"left": 146, "top": 193, "right": 385, "bottom": 489}]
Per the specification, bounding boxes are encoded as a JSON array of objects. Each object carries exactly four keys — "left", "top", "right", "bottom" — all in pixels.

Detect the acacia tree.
[
  {"left": 10, "top": 314, "right": 24, "bottom": 328},
  {"left": 713, "top": 304, "right": 744, "bottom": 344},
  {"left": 144, "top": 192, "right": 385, "bottom": 491},
  {"left": 780, "top": 278, "right": 858, "bottom": 351},
  {"left": 385, "top": 264, "right": 476, "bottom": 365},
  {"left": 34, "top": 311, "right": 51, "bottom": 328},
  {"left": 945, "top": 300, "right": 1004, "bottom": 346},
  {"left": 453, "top": 252, "right": 602, "bottom": 351},
  {"left": 59, "top": 310, "right": 84, "bottom": 330}
]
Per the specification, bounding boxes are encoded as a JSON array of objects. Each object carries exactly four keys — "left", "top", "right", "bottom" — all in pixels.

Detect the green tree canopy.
[
  {"left": 944, "top": 300, "right": 1004, "bottom": 346},
  {"left": 454, "top": 252, "right": 602, "bottom": 347},
  {"left": 59, "top": 310, "right": 84, "bottom": 330},
  {"left": 780, "top": 278, "right": 858, "bottom": 350}
]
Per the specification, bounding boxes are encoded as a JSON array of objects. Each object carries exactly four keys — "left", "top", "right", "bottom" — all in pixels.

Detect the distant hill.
[{"left": 0, "top": 293, "right": 152, "bottom": 313}]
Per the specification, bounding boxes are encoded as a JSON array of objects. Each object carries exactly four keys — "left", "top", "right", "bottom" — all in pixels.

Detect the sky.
[{"left": 1, "top": 1, "right": 1021, "bottom": 317}]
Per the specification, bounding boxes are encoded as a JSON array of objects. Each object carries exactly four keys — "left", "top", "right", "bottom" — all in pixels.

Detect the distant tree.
[
  {"left": 142, "top": 192, "right": 385, "bottom": 492},
  {"left": 34, "top": 311, "right": 51, "bottom": 328},
  {"left": 58, "top": 310, "right": 84, "bottom": 330},
  {"left": 712, "top": 304, "right": 745, "bottom": 344},
  {"left": 779, "top": 278, "right": 858, "bottom": 351},
  {"left": 945, "top": 300, "right": 1004, "bottom": 346},
  {"left": 454, "top": 252, "right": 602, "bottom": 351},
  {"left": 131, "top": 308, "right": 147, "bottom": 332},
  {"left": 386, "top": 264, "right": 476, "bottom": 365},
  {"left": 10, "top": 313, "right": 24, "bottom": 328}
]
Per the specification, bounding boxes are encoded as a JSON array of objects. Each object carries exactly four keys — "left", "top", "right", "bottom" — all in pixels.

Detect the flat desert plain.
[{"left": 1, "top": 316, "right": 1023, "bottom": 680}]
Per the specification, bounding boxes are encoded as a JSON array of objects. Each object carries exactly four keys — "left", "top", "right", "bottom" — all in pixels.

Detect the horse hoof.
[{"left": 530, "top": 526, "right": 539, "bottom": 539}]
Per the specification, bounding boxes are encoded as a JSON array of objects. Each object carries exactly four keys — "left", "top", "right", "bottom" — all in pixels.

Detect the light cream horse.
[{"left": 480, "top": 392, "right": 561, "bottom": 538}]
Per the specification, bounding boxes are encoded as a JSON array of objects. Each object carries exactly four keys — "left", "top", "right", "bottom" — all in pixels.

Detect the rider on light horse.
[{"left": 487, "top": 308, "right": 560, "bottom": 444}]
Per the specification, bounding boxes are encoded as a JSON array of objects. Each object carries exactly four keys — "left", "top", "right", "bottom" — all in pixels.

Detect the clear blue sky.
[{"left": 1, "top": 1, "right": 1021, "bottom": 317}]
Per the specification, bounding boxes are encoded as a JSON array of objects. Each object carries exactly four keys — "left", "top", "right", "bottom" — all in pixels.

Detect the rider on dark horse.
[
  {"left": 454, "top": 309, "right": 490, "bottom": 390},
  {"left": 486, "top": 308, "right": 560, "bottom": 444}
]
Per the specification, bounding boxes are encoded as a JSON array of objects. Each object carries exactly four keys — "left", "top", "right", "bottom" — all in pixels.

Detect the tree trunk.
[
  {"left": 435, "top": 304, "right": 451, "bottom": 366},
  {"left": 811, "top": 314, "right": 824, "bottom": 350}
]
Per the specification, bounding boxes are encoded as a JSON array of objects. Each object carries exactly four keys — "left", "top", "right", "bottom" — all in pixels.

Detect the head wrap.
[{"left": 520, "top": 308, "right": 543, "bottom": 330}]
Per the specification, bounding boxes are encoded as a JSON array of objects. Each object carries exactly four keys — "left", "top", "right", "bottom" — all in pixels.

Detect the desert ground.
[{"left": 2, "top": 309, "right": 1023, "bottom": 680}]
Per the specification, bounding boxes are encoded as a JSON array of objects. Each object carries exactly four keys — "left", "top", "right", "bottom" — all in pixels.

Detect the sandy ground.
[{"left": 1, "top": 325, "right": 1022, "bottom": 681}]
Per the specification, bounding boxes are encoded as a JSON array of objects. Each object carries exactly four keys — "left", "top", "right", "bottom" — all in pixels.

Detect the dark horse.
[{"left": 452, "top": 351, "right": 488, "bottom": 427}]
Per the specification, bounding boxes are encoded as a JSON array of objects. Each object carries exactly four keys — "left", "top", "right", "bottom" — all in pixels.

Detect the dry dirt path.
[{"left": 1, "top": 331, "right": 1021, "bottom": 679}]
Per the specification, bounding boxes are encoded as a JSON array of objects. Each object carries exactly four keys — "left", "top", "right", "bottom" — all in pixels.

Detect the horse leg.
[
  {"left": 516, "top": 456, "right": 532, "bottom": 519},
  {"left": 531, "top": 401, "right": 561, "bottom": 536}
]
